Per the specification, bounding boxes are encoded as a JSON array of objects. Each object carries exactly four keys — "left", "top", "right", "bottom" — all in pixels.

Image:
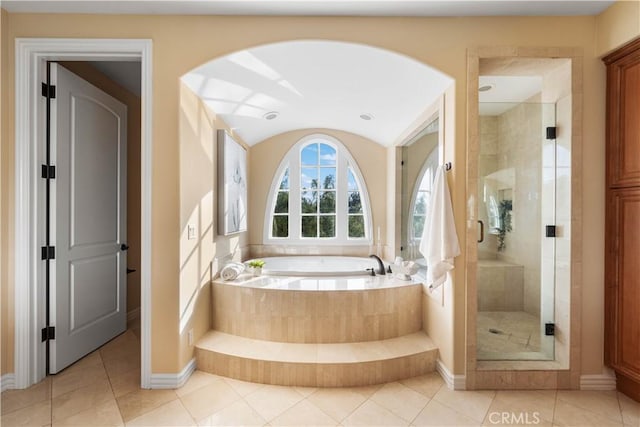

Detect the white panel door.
[{"left": 50, "top": 63, "right": 128, "bottom": 373}]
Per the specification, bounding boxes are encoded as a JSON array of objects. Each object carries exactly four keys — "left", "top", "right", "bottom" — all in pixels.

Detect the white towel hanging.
[{"left": 419, "top": 165, "right": 460, "bottom": 290}]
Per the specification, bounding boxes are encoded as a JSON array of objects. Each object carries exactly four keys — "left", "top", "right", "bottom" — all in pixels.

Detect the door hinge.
[
  {"left": 545, "top": 225, "right": 556, "bottom": 238},
  {"left": 41, "top": 164, "right": 56, "bottom": 179},
  {"left": 546, "top": 126, "right": 557, "bottom": 140},
  {"left": 401, "top": 160, "right": 405, "bottom": 166},
  {"left": 545, "top": 323, "right": 555, "bottom": 336},
  {"left": 41, "top": 326, "right": 56, "bottom": 342},
  {"left": 41, "top": 82, "right": 56, "bottom": 99},
  {"left": 41, "top": 246, "right": 55, "bottom": 260}
]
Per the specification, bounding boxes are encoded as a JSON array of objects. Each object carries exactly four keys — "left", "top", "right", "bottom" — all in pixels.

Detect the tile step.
[{"left": 195, "top": 330, "right": 438, "bottom": 387}]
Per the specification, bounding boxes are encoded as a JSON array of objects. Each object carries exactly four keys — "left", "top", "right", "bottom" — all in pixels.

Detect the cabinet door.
[
  {"left": 606, "top": 46, "right": 640, "bottom": 188},
  {"left": 606, "top": 188, "right": 640, "bottom": 383}
]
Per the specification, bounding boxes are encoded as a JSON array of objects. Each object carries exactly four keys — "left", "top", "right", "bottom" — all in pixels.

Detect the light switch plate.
[{"left": 187, "top": 224, "right": 196, "bottom": 240}]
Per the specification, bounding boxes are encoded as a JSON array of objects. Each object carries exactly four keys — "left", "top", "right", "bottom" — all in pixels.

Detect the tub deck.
[{"left": 216, "top": 274, "right": 420, "bottom": 291}]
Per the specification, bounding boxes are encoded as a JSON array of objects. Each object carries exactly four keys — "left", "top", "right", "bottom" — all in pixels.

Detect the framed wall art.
[{"left": 217, "top": 129, "right": 247, "bottom": 235}]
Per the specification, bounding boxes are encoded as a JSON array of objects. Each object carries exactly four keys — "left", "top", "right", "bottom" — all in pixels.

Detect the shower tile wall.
[
  {"left": 497, "top": 103, "right": 542, "bottom": 317},
  {"left": 479, "top": 104, "right": 543, "bottom": 317},
  {"left": 478, "top": 117, "right": 499, "bottom": 260}
]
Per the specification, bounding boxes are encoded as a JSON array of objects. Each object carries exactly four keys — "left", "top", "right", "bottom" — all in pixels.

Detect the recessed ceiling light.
[
  {"left": 479, "top": 84, "right": 494, "bottom": 92},
  {"left": 360, "top": 113, "right": 374, "bottom": 121},
  {"left": 263, "top": 111, "right": 279, "bottom": 120}
]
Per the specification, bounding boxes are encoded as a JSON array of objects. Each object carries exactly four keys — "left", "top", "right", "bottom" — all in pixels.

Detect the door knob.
[{"left": 120, "top": 244, "right": 129, "bottom": 251}]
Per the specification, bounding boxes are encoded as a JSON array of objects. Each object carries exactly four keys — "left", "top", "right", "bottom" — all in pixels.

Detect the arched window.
[
  {"left": 409, "top": 147, "right": 439, "bottom": 242},
  {"left": 265, "top": 134, "right": 372, "bottom": 244}
]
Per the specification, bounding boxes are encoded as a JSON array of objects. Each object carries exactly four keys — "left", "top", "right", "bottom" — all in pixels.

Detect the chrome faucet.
[{"left": 369, "top": 254, "right": 386, "bottom": 275}]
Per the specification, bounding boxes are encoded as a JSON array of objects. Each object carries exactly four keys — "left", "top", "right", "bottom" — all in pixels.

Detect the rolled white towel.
[{"left": 220, "top": 263, "right": 245, "bottom": 281}]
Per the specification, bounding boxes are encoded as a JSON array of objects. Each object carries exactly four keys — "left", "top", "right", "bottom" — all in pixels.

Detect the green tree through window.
[{"left": 267, "top": 135, "right": 371, "bottom": 243}]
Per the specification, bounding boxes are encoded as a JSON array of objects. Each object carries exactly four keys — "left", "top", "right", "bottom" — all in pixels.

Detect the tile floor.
[
  {"left": 2, "top": 325, "right": 640, "bottom": 427},
  {"left": 477, "top": 311, "right": 552, "bottom": 361}
]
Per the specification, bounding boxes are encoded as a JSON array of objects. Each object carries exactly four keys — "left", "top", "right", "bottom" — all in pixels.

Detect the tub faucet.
[{"left": 369, "top": 254, "right": 386, "bottom": 275}]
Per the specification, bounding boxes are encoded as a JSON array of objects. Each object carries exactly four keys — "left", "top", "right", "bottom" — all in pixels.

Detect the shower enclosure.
[{"left": 476, "top": 100, "right": 567, "bottom": 361}]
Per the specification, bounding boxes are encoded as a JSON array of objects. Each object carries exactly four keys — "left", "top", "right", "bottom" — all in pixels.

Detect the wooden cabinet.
[{"left": 604, "top": 39, "right": 640, "bottom": 402}]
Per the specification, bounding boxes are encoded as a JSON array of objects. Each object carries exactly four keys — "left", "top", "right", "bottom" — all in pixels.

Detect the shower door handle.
[{"left": 477, "top": 220, "right": 484, "bottom": 243}]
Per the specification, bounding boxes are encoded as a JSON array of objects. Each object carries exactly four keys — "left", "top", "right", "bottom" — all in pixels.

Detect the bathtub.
[
  {"left": 251, "top": 255, "right": 379, "bottom": 277},
  {"left": 212, "top": 255, "right": 422, "bottom": 343}
]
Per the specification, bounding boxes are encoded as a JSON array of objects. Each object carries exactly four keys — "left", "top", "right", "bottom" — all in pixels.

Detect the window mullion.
[
  {"left": 316, "top": 165, "right": 320, "bottom": 238},
  {"left": 336, "top": 155, "right": 347, "bottom": 239},
  {"left": 291, "top": 156, "right": 301, "bottom": 241}
]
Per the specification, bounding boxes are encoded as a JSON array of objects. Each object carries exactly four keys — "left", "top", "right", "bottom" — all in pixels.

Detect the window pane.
[
  {"left": 301, "top": 216, "right": 317, "bottom": 237},
  {"left": 348, "top": 192, "right": 362, "bottom": 214},
  {"left": 413, "top": 215, "right": 426, "bottom": 238},
  {"left": 415, "top": 192, "right": 428, "bottom": 215},
  {"left": 272, "top": 216, "right": 288, "bottom": 238},
  {"left": 418, "top": 168, "right": 432, "bottom": 192},
  {"left": 319, "top": 215, "right": 335, "bottom": 237},
  {"left": 301, "top": 168, "right": 318, "bottom": 189},
  {"left": 301, "top": 191, "right": 318, "bottom": 213},
  {"left": 301, "top": 144, "right": 318, "bottom": 165},
  {"left": 320, "top": 168, "right": 336, "bottom": 189},
  {"left": 349, "top": 215, "right": 365, "bottom": 238},
  {"left": 319, "top": 144, "right": 336, "bottom": 165},
  {"left": 274, "top": 191, "right": 289, "bottom": 213},
  {"left": 347, "top": 168, "right": 358, "bottom": 191},
  {"left": 279, "top": 169, "right": 289, "bottom": 190},
  {"left": 319, "top": 191, "right": 335, "bottom": 213}
]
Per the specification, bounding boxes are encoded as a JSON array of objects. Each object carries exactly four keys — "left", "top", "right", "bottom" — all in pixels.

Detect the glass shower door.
[{"left": 476, "top": 101, "right": 557, "bottom": 361}]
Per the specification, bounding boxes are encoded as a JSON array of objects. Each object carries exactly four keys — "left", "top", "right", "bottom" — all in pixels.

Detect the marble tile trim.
[{"left": 466, "top": 46, "right": 584, "bottom": 389}]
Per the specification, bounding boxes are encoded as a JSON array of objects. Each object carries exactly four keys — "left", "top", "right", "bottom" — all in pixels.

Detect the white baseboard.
[
  {"left": 580, "top": 369, "right": 616, "bottom": 391},
  {"left": 148, "top": 358, "right": 196, "bottom": 389},
  {"left": 127, "top": 307, "right": 141, "bottom": 324},
  {"left": 436, "top": 359, "right": 466, "bottom": 390},
  {"left": 1, "top": 374, "right": 16, "bottom": 392}
]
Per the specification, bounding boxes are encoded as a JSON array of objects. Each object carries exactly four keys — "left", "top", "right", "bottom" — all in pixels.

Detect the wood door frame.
[{"left": 14, "top": 38, "right": 153, "bottom": 389}]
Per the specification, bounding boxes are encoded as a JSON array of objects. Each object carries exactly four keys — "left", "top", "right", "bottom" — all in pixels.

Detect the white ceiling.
[
  {"left": 478, "top": 75, "right": 542, "bottom": 115},
  {"left": 1, "top": 0, "right": 615, "bottom": 16},
  {"left": 182, "top": 40, "right": 454, "bottom": 146}
]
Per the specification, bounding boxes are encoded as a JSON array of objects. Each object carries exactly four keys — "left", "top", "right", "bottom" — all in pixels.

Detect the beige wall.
[
  {"left": 596, "top": 0, "right": 640, "bottom": 57},
  {"left": 0, "top": 11, "right": 624, "bottom": 377},
  {"left": 248, "top": 129, "right": 386, "bottom": 256},
  {"left": 1, "top": 7, "right": 14, "bottom": 376},
  {"left": 178, "top": 83, "right": 249, "bottom": 368},
  {"left": 57, "top": 61, "right": 143, "bottom": 316}
]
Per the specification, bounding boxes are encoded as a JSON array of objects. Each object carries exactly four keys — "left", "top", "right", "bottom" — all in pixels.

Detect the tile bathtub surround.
[
  {"left": 211, "top": 280, "right": 422, "bottom": 343},
  {"left": 2, "top": 328, "right": 638, "bottom": 427},
  {"left": 195, "top": 331, "right": 438, "bottom": 387}
]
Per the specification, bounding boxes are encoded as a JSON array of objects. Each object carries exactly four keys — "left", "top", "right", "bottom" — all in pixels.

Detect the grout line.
[
  {"left": 551, "top": 389, "right": 558, "bottom": 425},
  {"left": 98, "top": 345, "right": 127, "bottom": 426},
  {"left": 302, "top": 396, "right": 343, "bottom": 425},
  {"left": 408, "top": 396, "right": 431, "bottom": 426}
]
